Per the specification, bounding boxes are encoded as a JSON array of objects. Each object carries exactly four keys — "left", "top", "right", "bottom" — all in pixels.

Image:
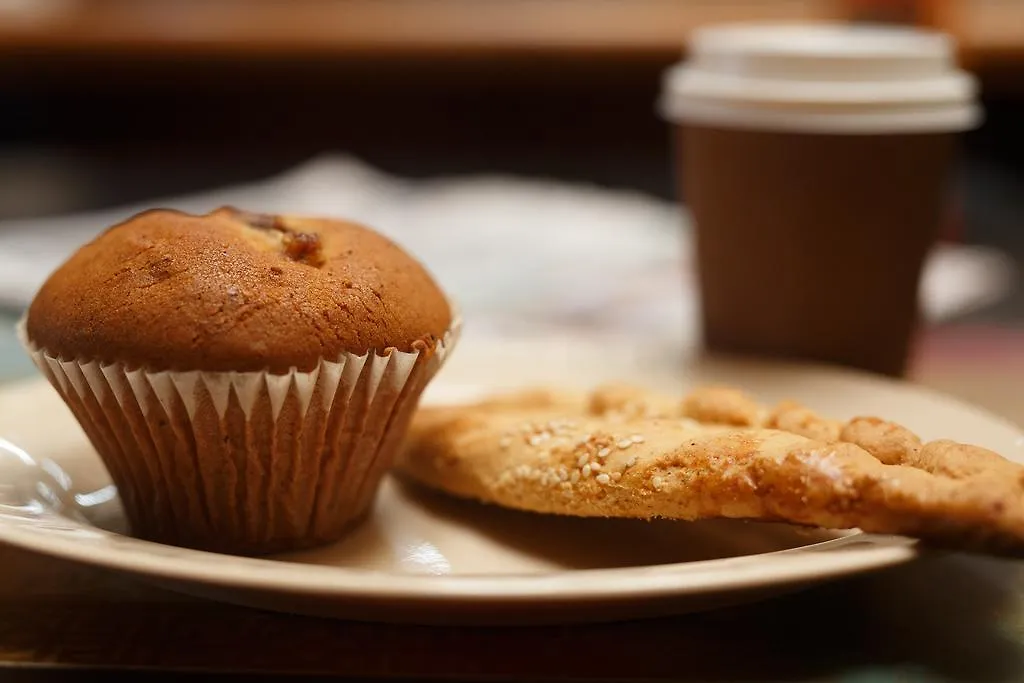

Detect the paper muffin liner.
[{"left": 17, "top": 315, "right": 460, "bottom": 555}]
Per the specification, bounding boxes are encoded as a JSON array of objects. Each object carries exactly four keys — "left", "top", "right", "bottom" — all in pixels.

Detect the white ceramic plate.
[{"left": 0, "top": 346, "right": 1020, "bottom": 625}]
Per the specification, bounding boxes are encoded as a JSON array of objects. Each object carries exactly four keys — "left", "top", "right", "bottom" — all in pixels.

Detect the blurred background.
[{"left": 0, "top": 0, "right": 1020, "bottom": 413}]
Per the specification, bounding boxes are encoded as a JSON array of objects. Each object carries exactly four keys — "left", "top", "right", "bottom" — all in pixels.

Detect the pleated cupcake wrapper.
[{"left": 16, "top": 315, "right": 461, "bottom": 555}]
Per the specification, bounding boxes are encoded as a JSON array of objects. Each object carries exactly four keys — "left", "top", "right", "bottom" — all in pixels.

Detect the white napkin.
[{"left": 0, "top": 154, "right": 1014, "bottom": 348}]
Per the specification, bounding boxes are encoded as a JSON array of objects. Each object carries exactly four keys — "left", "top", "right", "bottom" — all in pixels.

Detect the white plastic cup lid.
[{"left": 658, "top": 22, "right": 982, "bottom": 134}]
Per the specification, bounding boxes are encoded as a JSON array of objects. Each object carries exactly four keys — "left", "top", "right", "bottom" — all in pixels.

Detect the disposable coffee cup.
[{"left": 658, "top": 23, "right": 982, "bottom": 377}]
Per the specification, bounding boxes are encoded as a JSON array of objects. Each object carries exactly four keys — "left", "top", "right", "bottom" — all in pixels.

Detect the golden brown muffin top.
[{"left": 26, "top": 207, "right": 453, "bottom": 373}]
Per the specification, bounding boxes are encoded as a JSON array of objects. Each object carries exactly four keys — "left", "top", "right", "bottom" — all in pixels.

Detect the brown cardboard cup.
[{"left": 659, "top": 23, "right": 981, "bottom": 376}]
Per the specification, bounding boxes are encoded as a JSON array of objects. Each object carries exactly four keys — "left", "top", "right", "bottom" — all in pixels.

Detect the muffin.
[{"left": 20, "top": 206, "right": 458, "bottom": 555}]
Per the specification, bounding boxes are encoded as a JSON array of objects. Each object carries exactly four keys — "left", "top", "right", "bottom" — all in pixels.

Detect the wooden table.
[
  {"left": 0, "top": 318, "right": 1022, "bottom": 681},
  {"left": 6, "top": 0, "right": 1024, "bottom": 84},
  {"left": 0, "top": 542, "right": 1022, "bottom": 681},
  {"left": 0, "top": 0, "right": 847, "bottom": 59}
]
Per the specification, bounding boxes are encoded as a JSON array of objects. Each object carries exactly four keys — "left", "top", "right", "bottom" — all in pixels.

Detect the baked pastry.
[
  {"left": 398, "top": 384, "right": 1024, "bottom": 556},
  {"left": 21, "top": 206, "right": 458, "bottom": 555}
]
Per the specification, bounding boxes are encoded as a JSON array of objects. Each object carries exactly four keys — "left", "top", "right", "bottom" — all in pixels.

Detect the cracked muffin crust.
[
  {"left": 25, "top": 206, "right": 452, "bottom": 373},
  {"left": 398, "top": 384, "right": 1024, "bottom": 556}
]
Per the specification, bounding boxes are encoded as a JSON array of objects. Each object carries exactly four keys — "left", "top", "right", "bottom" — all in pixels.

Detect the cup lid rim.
[
  {"left": 662, "top": 62, "right": 979, "bottom": 107},
  {"left": 657, "top": 96, "right": 982, "bottom": 134}
]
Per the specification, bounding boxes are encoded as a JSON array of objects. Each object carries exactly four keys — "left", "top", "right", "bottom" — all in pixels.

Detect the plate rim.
[{"left": 0, "top": 510, "right": 919, "bottom": 601}]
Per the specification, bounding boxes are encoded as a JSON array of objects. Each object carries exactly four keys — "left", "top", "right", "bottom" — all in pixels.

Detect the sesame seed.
[
  {"left": 597, "top": 447, "right": 611, "bottom": 459},
  {"left": 558, "top": 467, "right": 569, "bottom": 481},
  {"left": 652, "top": 476, "right": 664, "bottom": 490},
  {"left": 626, "top": 456, "right": 638, "bottom": 468},
  {"left": 631, "top": 434, "right": 645, "bottom": 444},
  {"left": 528, "top": 432, "right": 551, "bottom": 446},
  {"left": 612, "top": 472, "right": 622, "bottom": 481},
  {"left": 590, "top": 461, "right": 601, "bottom": 471},
  {"left": 570, "top": 470, "right": 580, "bottom": 483},
  {"left": 582, "top": 464, "right": 592, "bottom": 478},
  {"left": 617, "top": 439, "right": 633, "bottom": 449},
  {"left": 577, "top": 453, "right": 589, "bottom": 468},
  {"left": 596, "top": 473, "right": 611, "bottom": 485}
]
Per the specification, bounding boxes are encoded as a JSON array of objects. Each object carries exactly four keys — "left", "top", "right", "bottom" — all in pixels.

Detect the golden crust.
[
  {"left": 397, "top": 384, "right": 1024, "bottom": 556},
  {"left": 26, "top": 207, "right": 452, "bottom": 373}
]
